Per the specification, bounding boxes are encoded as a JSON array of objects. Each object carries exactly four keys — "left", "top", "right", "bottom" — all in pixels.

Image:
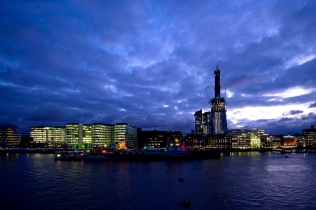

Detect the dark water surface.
[{"left": 1, "top": 152, "right": 316, "bottom": 210}]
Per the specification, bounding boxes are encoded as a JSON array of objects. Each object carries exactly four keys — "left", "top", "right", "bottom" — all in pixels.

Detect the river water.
[{"left": 0, "top": 152, "right": 315, "bottom": 210}]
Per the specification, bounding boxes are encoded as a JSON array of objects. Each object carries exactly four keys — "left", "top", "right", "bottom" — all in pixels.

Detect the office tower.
[
  {"left": 0, "top": 124, "right": 21, "bottom": 147},
  {"left": 209, "top": 65, "right": 228, "bottom": 134},
  {"left": 194, "top": 110, "right": 203, "bottom": 134},
  {"left": 203, "top": 112, "right": 211, "bottom": 134},
  {"left": 91, "top": 123, "right": 114, "bottom": 146},
  {"left": 82, "top": 124, "right": 92, "bottom": 147},
  {"left": 65, "top": 123, "right": 83, "bottom": 147},
  {"left": 30, "top": 126, "right": 65, "bottom": 146},
  {"left": 194, "top": 110, "right": 211, "bottom": 135},
  {"left": 225, "top": 129, "right": 249, "bottom": 149},
  {"left": 114, "top": 123, "right": 137, "bottom": 147}
]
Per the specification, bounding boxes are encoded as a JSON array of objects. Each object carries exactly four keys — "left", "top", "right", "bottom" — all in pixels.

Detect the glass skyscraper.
[
  {"left": 210, "top": 65, "right": 228, "bottom": 134},
  {"left": 194, "top": 110, "right": 211, "bottom": 135}
]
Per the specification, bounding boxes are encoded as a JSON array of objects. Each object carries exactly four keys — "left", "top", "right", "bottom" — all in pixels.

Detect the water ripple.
[{"left": 1, "top": 152, "right": 316, "bottom": 209}]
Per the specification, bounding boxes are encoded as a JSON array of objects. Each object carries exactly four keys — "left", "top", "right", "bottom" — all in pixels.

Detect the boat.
[
  {"left": 54, "top": 151, "right": 85, "bottom": 160},
  {"left": 280, "top": 148, "right": 296, "bottom": 154}
]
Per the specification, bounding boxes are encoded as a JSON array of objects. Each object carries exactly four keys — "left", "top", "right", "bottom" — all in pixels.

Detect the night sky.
[{"left": 1, "top": 0, "right": 316, "bottom": 136}]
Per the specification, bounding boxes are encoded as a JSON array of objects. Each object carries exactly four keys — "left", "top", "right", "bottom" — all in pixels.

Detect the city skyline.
[{"left": 1, "top": 0, "right": 316, "bottom": 136}]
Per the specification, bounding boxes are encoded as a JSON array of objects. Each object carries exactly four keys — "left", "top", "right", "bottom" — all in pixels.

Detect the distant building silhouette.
[
  {"left": 0, "top": 124, "right": 21, "bottom": 147},
  {"left": 184, "top": 133, "right": 206, "bottom": 148}
]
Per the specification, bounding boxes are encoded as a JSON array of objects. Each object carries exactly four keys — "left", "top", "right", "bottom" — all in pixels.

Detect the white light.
[
  {"left": 228, "top": 103, "right": 308, "bottom": 121},
  {"left": 226, "top": 90, "right": 234, "bottom": 98},
  {"left": 285, "top": 54, "right": 316, "bottom": 69},
  {"left": 264, "top": 86, "right": 312, "bottom": 98}
]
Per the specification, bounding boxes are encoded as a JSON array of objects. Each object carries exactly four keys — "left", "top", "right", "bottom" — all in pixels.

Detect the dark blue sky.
[{"left": 1, "top": 0, "right": 316, "bottom": 136}]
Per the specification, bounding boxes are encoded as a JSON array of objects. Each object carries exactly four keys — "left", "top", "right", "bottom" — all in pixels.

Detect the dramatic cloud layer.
[{"left": 1, "top": 0, "right": 316, "bottom": 135}]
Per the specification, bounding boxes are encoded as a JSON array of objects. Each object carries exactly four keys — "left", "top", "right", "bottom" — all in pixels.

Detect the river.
[{"left": 0, "top": 151, "right": 315, "bottom": 210}]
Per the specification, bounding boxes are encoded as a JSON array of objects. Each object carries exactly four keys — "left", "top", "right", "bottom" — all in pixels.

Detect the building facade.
[
  {"left": 209, "top": 65, "right": 228, "bottom": 135},
  {"left": 184, "top": 134, "right": 206, "bottom": 148},
  {"left": 65, "top": 123, "right": 83, "bottom": 147},
  {"left": 249, "top": 130, "right": 261, "bottom": 149},
  {"left": 281, "top": 135, "right": 297, "bottom": 147},
  {"left": 194, "top": 110, "right": 204, "bottom": 134},
  {"left": 114, "top": 123, "right": 137, "bottom": 147},
  {"left": 303, "top": 125, "right": 316, "bottom": 147},
  {"left": 29, "top": 122, "right": 137, "bottom": 148},
  {"left": 138, "top": 130, "right": 172, "bottom": 148},
  {"left": 267, "top": 135, "right": 282, "bottom": 148},
  {"left": 30, "top": 126, "right": 65, "bottom": 147},
  {"left": 207, "top": 134, "right": 231, "bottom": 149},
  {"left": 91, "top": 123, "right": 114, "bottom": 147},
  {"left": 194, "top": 110, "right": 211, "bottom": 135},
  {"left": 226, "top": 129, "right": 250, "bottom": 149},
  {"left": 82, "top": 124, "right": 92, "bottom": 147}
]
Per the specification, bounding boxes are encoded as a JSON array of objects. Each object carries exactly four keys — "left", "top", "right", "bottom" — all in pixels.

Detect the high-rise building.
[
  {"left": 0, "top": 124, "right": 21, "bottom": 147},
  {"left": 203, "top": 112, "right": 211, "bottom": 134},
  {"left": 194, "top": 110, "right": 211, "bottom": 135},
  {"left": 209, "top": 64, "right": 228, "bottom": 134},
  {"left": 194, "top": 110, "right": 203, "bottom": 134}
]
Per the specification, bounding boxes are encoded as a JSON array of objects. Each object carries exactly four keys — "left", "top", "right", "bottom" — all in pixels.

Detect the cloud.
[
  {"left": 282, "top": 110, "right": 304, "bottom": 116},
  {"left": 1, "top": 0, "right": 316, "bottom": 136},
  {"left": 309, "top": 102, "right": 316, "bottom": 108}
]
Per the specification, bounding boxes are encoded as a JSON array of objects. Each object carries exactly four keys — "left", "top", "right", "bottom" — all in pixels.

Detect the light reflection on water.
[{"left": 1, "top": 152, "right": 316, "bottom": 210}]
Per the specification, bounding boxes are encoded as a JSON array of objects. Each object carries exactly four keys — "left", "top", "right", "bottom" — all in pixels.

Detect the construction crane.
[{"left": 205, "top": 88, "right": 211, "bottom": 104}]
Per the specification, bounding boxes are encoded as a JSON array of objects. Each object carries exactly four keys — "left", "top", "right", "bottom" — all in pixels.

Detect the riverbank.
[{"left": 0, "top": 148, "right": 73, "bottom": 154}]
